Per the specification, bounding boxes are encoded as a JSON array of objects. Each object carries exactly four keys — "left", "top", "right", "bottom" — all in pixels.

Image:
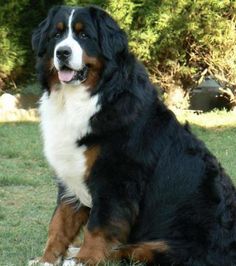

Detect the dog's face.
[
  {"left": 52, "top": 9, "right": 90, "bottom": 85},
  {"left": 32, "top": 6, "right": 127, "bottom": 90}
]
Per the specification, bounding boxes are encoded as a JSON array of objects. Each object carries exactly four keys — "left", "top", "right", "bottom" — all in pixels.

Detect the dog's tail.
[{"left": 110, "top": 240, "right": 176, "bottom": 265}]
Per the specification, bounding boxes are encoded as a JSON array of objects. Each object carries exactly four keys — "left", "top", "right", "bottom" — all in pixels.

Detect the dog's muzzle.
[
  {"left": 58, "top": 65, "right": 88, "bottom": 83},
  {"left": 55, "top": 46, "right": 88, "bottom": 84}
]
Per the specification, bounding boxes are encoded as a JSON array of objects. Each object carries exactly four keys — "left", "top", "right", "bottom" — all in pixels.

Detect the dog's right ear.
[
  {"left": 32, "top": 6, "right": 60, "bottom": 57},
  {"left": 89, "top": 6, "right": 128, "bottom": 61}
]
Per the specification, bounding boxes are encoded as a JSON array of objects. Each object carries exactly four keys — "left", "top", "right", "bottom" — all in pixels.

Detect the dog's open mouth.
[{"left": 58, "top": 65, "right": 88, "bottom": 84}]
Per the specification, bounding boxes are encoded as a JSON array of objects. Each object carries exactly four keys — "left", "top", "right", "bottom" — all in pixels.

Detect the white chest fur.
[{"left": 39, "top": 85, "right": 100, "bottom": 208}]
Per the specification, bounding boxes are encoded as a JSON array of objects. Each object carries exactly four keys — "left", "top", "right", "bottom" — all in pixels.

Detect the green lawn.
[{"left": 0, "top": 121, "right": 236, "bottom": 266}]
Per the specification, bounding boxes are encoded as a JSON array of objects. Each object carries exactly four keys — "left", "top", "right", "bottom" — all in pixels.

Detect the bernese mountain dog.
[{"left": 30, "top": 5, "right": 236, "bottom": 266}]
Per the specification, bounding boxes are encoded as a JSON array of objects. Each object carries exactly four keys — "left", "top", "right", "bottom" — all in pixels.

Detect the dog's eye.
[
  {"left": 78, "top": 31, "right": 88, "bottom": 39},
  {"left": 54, "top": 32, "right": 62, "bottom": 39}
]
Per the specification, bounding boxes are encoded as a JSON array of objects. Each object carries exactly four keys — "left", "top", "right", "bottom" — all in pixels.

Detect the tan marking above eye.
[
  {"left": 56, "top": 22, "right": 64, "bottom": 31},
  {"left": 75, "top": 22, "right": 83, "bottom": 32}
]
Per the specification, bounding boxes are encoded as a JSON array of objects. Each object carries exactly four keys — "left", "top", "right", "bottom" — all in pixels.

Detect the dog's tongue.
[{"left": 58, "top": 70, "right": 75, "bottom": 82}]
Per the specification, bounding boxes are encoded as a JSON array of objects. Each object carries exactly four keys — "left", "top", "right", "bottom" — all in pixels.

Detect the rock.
[
  {"left": 0, "top": 93, "right": 19, "bottom": 111},
  {"left": 0, "top": 93, "right": 39, "bottom": 122}
]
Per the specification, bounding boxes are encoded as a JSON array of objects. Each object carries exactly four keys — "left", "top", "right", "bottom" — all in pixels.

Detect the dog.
[{"left": 30, "top": 5, "right": 236, "bottom": 266}]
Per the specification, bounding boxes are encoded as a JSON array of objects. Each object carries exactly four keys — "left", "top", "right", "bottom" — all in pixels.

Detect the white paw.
[
  {"left": 28, "top": 258, "right": 53, "bottom": 266},
  {"left": 28, "top": 258, "right": 38, "bottom": 266},
  {"left": 28, "top": 257, "right": 62, "bottom": 266},
  {"left": 66, "top": 246, "right": 80, "bottom": 258},
  {"left": 62, "top": 258, "right": 83, "bottom": 266}
]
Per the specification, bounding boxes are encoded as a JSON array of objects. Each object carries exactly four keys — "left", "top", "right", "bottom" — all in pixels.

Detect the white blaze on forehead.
[
  {"left": 68, "top": 9, "right": 75, "bottom": 35},
  {"left": 54, "top": 9, "right": 83, "bottom": 71}
]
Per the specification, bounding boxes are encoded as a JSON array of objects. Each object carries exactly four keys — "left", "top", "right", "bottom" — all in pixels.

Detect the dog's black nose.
[{"left": 56, "top": 46, "right": 72, "bottom": 61}]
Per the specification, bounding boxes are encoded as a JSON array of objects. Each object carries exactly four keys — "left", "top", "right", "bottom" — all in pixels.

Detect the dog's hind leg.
[{"left": 110, "top": 241, "right": 176, "bottom": 266}]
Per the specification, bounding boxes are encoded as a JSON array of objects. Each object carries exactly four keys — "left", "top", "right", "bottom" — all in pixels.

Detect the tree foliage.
[
  {"left": 109, "top": 0, "right": 236, "bottom": 92},
  {"left": 0, "top": 0, "right": 62, "bottom": 89},
  {"left": 0, "top": 0, "right": 236, "bottom": 94}
]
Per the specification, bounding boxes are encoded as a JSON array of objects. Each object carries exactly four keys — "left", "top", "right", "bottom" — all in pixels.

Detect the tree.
[{"left": 0, "top": 0, "right": 236, "bottom": 100}]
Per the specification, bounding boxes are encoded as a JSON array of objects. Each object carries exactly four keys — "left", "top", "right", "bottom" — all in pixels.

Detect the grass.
[
  {"left": 0, "top": 113, "right": 236, "bottom": 265},
  {"left": 175, "top": 109, "right": 236, "bottom": 128},
  {"left": 0, "top": 123, "right": 55, "bottom": 266}
]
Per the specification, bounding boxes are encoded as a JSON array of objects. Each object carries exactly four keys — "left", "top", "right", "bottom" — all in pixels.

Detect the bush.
[
  {"left": 0, "top": 0, "right": 62, "bottom": 92},
  {"left": 108, "top": 0, "right": 236, "bottom": 93},
  {"left": 1, "top": 0, "right": 236, "bottom": 98}
]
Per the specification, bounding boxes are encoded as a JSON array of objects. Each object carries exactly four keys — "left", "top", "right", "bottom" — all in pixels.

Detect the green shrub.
[
  {"left": 1, "top": 0, "right": 236, "bottom": 96},
  {"left": 0, "top": 0, "right": 62, "bottom": 91},
  {"left": 108, "top": 0, "right": 236, "bottom": 92}
]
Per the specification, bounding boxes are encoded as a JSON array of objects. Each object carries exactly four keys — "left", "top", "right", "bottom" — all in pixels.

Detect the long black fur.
[{"left": 33, "top": 5, "right": 236, "bottom": 265}]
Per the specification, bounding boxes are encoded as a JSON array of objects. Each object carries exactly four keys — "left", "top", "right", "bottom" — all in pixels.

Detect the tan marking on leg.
[
  {"left": 41, "top": 204, "right": 90, "bottom": 264},
  {"left": 111, "top": 241, "right": 170, "bottom": 263},
  {"left": 75, "top": 228, "right": 119, "bottom": 265},
  {"left": 73, "top": 219, "right": 131, "bottom": 264}
]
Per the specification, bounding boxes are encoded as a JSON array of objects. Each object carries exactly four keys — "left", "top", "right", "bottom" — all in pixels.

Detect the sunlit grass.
[
  {"left": 175, "top": 109, "right": 236, "bottom": 128},
  {"left": 1, "top": 103, "right": 235, "bottom": 128},
  {"left": 0, "top": 109, "right": 38, "bottom": 122},
  {"left": 0, "top": 118, "right": 235, "bottom": 265}
]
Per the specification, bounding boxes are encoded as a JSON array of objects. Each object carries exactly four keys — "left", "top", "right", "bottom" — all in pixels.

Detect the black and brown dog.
[{"left": 30, "top": 5, "right": 236, "bottom": 266}]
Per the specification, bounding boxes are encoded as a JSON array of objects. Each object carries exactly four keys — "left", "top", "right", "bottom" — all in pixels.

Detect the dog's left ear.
[
  {"left": 90, "top": 6, "right": 128, "bottom": 60},
  {"left": 32, "top": 6, "right": 60, "bottom": 57}
]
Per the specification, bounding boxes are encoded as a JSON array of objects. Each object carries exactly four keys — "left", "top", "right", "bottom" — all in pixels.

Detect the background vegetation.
[
  {"left": 1, "top": 2, "right": 236, "bottom": 265},
  {"left": 1, "top": 0, "right": 236, "bottom": 97}
]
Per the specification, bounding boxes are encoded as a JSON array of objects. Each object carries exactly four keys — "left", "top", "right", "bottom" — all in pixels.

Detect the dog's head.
[{"left": 32, "top": 5, "right": 128, "bottom": 90}]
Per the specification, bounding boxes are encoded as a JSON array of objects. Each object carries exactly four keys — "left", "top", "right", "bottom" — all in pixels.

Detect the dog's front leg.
[
  {"left": 30, "top": 203, "right": 90, "bottom": 265},
  {"left": 70, "top": 200, "right": 138, "bottom": 265},
  {"left": 43, "top": 203, "right": 90, "bottom": 263}
]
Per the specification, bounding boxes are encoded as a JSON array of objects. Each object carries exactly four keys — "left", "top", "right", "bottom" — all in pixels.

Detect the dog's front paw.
[
  {"left": 28, "top": 257, "right": 62, "bottom": 266},
  {"left": 28, "top": 257, "right": 53, "bottom": 266},
  {"left": 66, "top": 246, "right": 81, "bottom": 259},
  {"left": 62, "top": 258, "right": 84, "bottom": 266}
]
